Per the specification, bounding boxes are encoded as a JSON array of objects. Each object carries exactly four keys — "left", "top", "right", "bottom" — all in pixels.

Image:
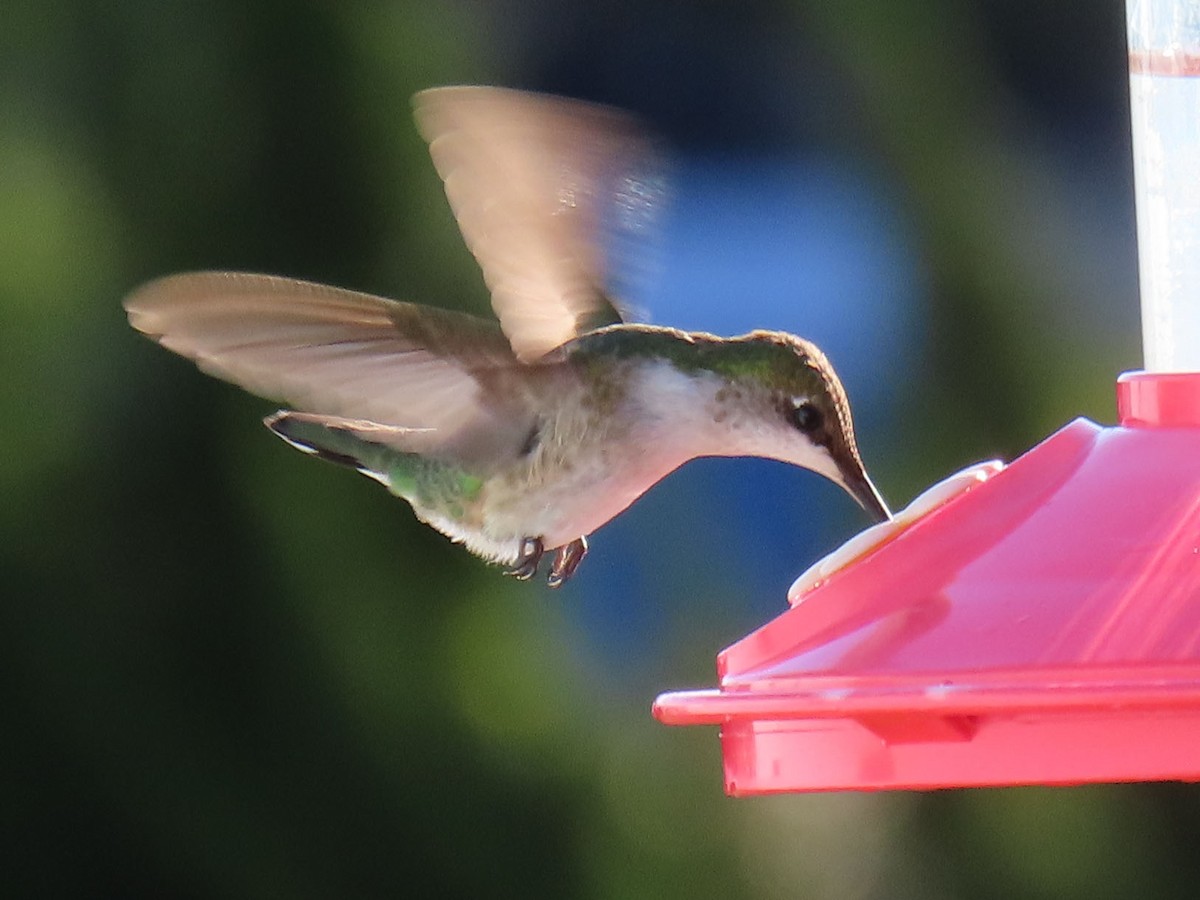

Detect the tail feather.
[
  {"left": 265, "top": 410, "right": 517, "bottom": 565},
  {"left": 264, "top": 411, "right": 428, "bottom": 486}
]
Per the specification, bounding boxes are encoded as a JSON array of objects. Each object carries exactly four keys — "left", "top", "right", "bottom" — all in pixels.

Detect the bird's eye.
[{"left": 789, "top": 399, "right": 823, "bottom": 434}]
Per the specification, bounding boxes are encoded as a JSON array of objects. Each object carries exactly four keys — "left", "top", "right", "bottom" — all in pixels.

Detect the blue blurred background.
[{"left": 8, "top": 0, "right": 1194, "bottom": 897}]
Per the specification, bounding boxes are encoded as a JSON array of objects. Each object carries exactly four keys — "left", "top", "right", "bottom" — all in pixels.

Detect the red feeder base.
[{"left": 654, "top": 372, "right": 1200, "bottom": 794}]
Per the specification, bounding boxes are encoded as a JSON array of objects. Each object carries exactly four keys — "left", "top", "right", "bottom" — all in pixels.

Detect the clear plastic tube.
[{"left": 1128, "top": 0, "right": 1200, "bottom": 371}]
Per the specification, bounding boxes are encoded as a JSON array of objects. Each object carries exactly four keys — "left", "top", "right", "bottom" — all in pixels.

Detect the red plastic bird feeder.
[{"left": 653, "top": 1, "right": 1200, "bottom": 793}]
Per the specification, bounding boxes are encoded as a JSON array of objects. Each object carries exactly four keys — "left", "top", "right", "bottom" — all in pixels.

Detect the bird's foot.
[
  {"left": 506, "top": 537, "right": 545, "bottom": 581},
  {"left": 547, "top": 536, "right": 588, "bottom": 589}
]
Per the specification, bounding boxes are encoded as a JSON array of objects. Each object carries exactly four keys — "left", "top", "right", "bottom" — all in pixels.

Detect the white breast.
[{"left": 478, "top": 360, "right": 724, "bottom": 551}]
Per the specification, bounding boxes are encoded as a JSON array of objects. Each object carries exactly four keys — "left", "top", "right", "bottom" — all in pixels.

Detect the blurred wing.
[
  {"left": 414, "top": 86, "right": 663, "bottom": 361},
  {"left": 124, "top": 272, "right": 540, "bottom": 462}
]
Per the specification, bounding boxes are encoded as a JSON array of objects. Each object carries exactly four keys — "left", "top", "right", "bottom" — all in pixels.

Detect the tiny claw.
[
  {"left": 506, "top": 536, "right": 545, "bottom": 581},
  {"left": 546, "top": 536, "right": 588, "bottom": 589}
]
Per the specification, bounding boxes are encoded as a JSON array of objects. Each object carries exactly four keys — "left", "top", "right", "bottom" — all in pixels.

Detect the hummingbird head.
[
  {"left": 698, "top": 330, "right": 891, "bottom": 523},
  {"left": 565, "top": 323, "right": 891, "bottom": 523}
]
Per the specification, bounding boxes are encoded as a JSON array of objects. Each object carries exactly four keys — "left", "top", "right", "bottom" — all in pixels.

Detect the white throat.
[{"left": 634, "top": 359, "right": 838, "bottom": 478}]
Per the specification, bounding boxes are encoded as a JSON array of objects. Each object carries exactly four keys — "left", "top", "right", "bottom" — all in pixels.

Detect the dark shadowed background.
[{"left": 6, "top": 1, "right": 1198, "bottom": 897}]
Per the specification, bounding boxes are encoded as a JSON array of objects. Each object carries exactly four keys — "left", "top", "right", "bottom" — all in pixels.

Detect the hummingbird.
[{"left": 124, "top": 86, "right": 890, "bottom": 588}]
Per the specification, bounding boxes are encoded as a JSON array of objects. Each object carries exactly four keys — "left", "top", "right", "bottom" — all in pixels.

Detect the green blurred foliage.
[{"left": 3, "top": 1, "right": 1196, "bottom": 898}]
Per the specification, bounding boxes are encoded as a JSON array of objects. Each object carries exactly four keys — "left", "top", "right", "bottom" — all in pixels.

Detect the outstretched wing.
[
  {"left": 123, "top": 271, "right": 541, "bottom": 463},
  {"left": 413, "top": 86, "right": 664, "bottom": 361}
]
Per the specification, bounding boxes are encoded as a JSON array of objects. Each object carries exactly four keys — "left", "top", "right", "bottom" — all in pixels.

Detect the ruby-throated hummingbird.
[{"left": 124, "top": 86, "right": 890, "bottom": 587}]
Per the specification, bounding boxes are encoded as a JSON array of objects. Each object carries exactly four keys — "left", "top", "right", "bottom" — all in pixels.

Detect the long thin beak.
[{"left": 843, "top": 467, "right": 892, "bottom": 523}]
